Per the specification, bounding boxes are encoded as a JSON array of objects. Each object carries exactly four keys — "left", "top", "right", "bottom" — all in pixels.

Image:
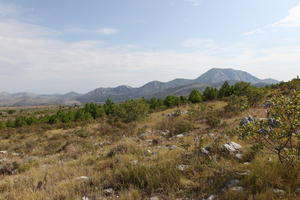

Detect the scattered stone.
[
  {"left": 295, "top": 188, "right": 300, "bottom": 195},
  {"left": 240, "top": 115, "right": 254, "bottom": 126},
  {"left": 268, "top": 157, "right": 272, "bottom": 162},
  {"left": 174, "top": 134, "right": 185, "bottom": 138},
  {"left": 243, "top": 162, "right": 251, "bottom": 165},
  {"left": 223, "top": 142, "right": 242, "bottom": 153},
  {"left": 176, "top": 164, "right": 189, "bottom": 171},
  {"left": 235, "top": 153, "right": 243, "bottom": 160},
  {"left": 236, "top": 170, "right": 250, "bottom": 176},
  {"left": 0, "top": 158, "right": 8, "bottom": 162},
  {"left": 12, "top": 153, "right": 20, "bottom": 156},
  {"left": 203, "top": 194, "right": 216, "bottom": 200},
  {"left": 150, "top": 196, "right": 159, "bottom": 200},
  {"left": 82, "top": 196, "right": 89, "bottom": 200},
  {"left": 131, "top": 160, "right": 138, "bottom": 165},
  {"left": 0, "top": 151, "right": 8, "bottom": 154},
  {"left": 224, "top": 179, "right": 240, "bottom": 188},
  {"left": 168, "top": 145, "right": 178, "bottom": 150},
  {"left": 201, "top": 147, "right": 210, "bottom": 155},
  {"left": 273, "top": 188, "right": 286, "bottom": 196},
  {"left": 104, "top": 188, "right": 114, "bottom": 196},
  {"left": 139, "top": 132, "right": 149, "bottom": 140},
  {"left": 230, "top": 186, "right": 244, "bottom": 192},
  {"left": 269, "top": 118, "right": 278, "bottom": 128},
  {"left": 77, "top": 176, "right": 90, "bottom": 180}
]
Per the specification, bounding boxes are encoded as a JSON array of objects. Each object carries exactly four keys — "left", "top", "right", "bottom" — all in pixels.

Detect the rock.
[
  {"left": 201, "top": 147, "right": 210, "bottom": 155},
  {"left": 203, "top": 195, "right": 216, "bottom": 200},
  {"left": 295, "top": 188, "right": 300, "bottom": 195},
  {"left": 131, "top": 160, "right": 138, "bottom": 165},
  {"left": 230, "top": 186, "right": 244, "bottom": 192},
  {"left": 168, "top": 145, "right": 178, "bottom": 150},
  {"left": 224, "top": 179, "right": 240, "bottom": 188},
  {"left": 82, "top": 196, "right": 89, "bottom": 200},
  {"left": 104, "top": 188, "right": 114, "bottom": 196},
  {"left": 175, "top": 134, "right": 185, "bottom": 138},
  {"left": 236, "top": 170, "right": 250, "bottom": 176},
  {"left": 12, "top": 153, "right": 20, "bottom": 156},
  {"left": 240, "top": 115, "right": 254, "bottom": 126},
  {"left": 176, "top": 164, "right": 189, "bottom": 171},
  {"left": 77, "top": 176, "right": 90, "bottom": 180},
  {"left": 0, "top": 151, "right": 8, "bottom": 154},
  {"left": 235, "top": 153, "right": 243, "bottom": 160},
  {"left": 150, "top": 196, "right": 159, "bottom": 200},
  {"left": 139, "top": 133, "right": 149, "bottom": 140},
  {"left": 223, "top": 142, "right": 242, "bottom": 153},
  {"left": 273, "top": 188, "right": 286, "bottom": 196},
  {"left": 0, "top": 158, "right": 8, "bottom": 162},
  {"left": 243, "top": 162, "right": 251, "bottom": 165},
  {"left": 269, "top": 118, "right": 278, "bottom": 128}
]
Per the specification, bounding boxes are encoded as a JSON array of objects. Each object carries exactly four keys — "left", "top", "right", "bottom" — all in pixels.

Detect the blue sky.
[{"left": 0, "top": 0, "right": 300, "bottom": 93}]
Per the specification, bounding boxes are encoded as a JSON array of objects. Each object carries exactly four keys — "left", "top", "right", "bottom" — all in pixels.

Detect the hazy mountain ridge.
[
  {"left": 0, "top": 68, "right": 279, "bottom": 106},
  {"left": 77, "top": 68, "right": 279, "bottom": 103}
]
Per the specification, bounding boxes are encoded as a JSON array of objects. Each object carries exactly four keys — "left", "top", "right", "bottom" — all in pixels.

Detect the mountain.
[
  {"left": 77, "top": 68, "right": 279, "bottom": 103},
  {"left": 0, "top": 92, "right": 82, "bottom": 107},
  {"left": 0, "top": 68, "right": 279, "bottom": 106}
]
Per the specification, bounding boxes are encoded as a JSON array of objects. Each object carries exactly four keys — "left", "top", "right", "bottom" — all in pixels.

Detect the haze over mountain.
[
  {"left": 0, "top": 68, "right": 279, "bottom": 106},
  {"left": 78, "top": 68, "right": 278, "bottom": 103}
]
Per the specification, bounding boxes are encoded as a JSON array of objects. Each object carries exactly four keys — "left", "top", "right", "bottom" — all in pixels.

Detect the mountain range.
[{"left": 0, "top": 68, "right": 279, "bottom": 106}]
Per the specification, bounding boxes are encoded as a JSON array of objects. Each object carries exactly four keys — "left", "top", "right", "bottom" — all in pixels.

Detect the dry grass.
[{"left": 0, "top": 101, "right": 299, "bottom": 199}]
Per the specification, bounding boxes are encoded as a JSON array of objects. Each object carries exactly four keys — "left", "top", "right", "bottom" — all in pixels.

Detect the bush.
[
  {"left": 203, "top": 87, "right": 218, "bottom": 101},
  {"left": 240, "top": 91, "right": 300, "bottom": 165},
  {"left": 112, "top": 99, "right": 149, "bottom": 123},
  {"left": 188, "top": 90, "right": 203, "bottom": 103},
  {"left": 225, "top": 95, "right": 250, "bottom": 114}
]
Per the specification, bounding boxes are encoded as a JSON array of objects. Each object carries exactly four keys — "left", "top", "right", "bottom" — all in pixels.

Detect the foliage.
[
  {"left": 188, "top": 90, "right": 203, "bottom": 103},
  {"left": 203, "top": 87, "right": 218, "bottom": 101},
  {"left": 225, "top": 95, "right": 250, "bottom": 114},
  {"left": 240, "top": 91, "right": 300, "bottom": 165},
  {"left": 112, "top": 99, "right": 149, "bottom": 123},
  {"left": 218, "top": 81, "right": 233, "bottom": 98}
]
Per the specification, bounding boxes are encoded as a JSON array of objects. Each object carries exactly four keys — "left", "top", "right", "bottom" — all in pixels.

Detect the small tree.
[
  {"left": 188, "top": 90, "right": 203, "bottom": 103},
  {"left": 218, "top": 81, "right": 233, "bottom": 98},
  {"left": 203, "top": 87, "right": 218, "bottom": 101},
  {"left": 240, "top": 91, "right": 300, "bottom": 165}
]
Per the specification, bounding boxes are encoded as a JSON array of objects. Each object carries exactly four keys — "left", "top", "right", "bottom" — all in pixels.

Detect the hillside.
[
  {"left": 78, "top": 68, "right": 278, "bottom": 103},
  {"left": 0, "top": 79, "right": 300, "bottom": 200}
]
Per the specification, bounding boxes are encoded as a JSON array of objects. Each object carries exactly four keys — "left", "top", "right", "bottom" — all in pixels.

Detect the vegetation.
[{"left": 1, "top": 80, "right": 300, "bottom": 199}]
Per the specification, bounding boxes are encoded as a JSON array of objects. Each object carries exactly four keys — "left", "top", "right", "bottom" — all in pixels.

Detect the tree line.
[{"left": 0, "top": 81, "right": 266, "bottom": 129}]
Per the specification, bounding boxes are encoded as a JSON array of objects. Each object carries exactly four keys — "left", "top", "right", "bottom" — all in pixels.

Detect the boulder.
[{"left": 223, "top": 142, "right": 242, "bottom": 153}]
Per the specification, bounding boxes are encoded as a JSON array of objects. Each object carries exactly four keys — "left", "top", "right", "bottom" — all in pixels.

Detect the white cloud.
[
  {"left": 0, "top": 2, "right": 298, "bottom": 93},
  {"left": 273, "top": 3, "right": 300, "bottom": 27},
  {"left": 244, "top": 3, "right": 300, "bottom": 36},
  {"left": 243, "top": 28, "right": 265, "bottom": 36},
  {"left": 96, "top": 28, "right": 119, "bottom": 35}
]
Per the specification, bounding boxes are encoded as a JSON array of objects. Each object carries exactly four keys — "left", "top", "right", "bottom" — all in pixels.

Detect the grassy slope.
[{"left": 0, "top": 101, "right": 299, "bottom": 200}]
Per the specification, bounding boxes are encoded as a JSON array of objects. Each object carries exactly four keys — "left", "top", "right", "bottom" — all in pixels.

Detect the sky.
[{"left": 0, "top": 0, "right": 300, "bottom": 94}]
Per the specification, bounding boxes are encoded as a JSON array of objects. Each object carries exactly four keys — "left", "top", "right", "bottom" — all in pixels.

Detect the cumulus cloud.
[
  {"left": 273, "top": 2, "right": 300, "bottom": 27},
  {"left": 0, "top": 1, "right": 298, "bottom": 94},
  {"left": 244, "top": 3, "right": 300, "bottom": 36}
]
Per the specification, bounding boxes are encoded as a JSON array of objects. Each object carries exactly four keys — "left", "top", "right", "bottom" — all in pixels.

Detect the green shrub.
[{"left": 188, "top": 90, "right": 203, "bottom": 103}]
